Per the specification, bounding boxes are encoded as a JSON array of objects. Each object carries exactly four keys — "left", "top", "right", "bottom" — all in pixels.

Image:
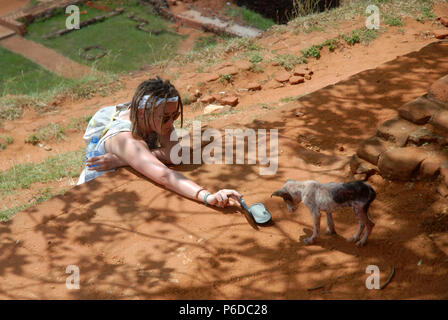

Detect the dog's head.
[{"left": 271, "top": 179, "right": 302, "bottom": 212}]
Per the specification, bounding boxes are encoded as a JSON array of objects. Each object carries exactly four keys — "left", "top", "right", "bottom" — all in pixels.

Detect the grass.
[
  {"left": 0, "top": 149, "right": 84, "bottom": 193},
  {"left": 0, "top": 187, "right": 67, "bottom": 221},
  {"left": 0, "top": 72, "right": 121, "bottom": 124},
  {"left": 0, "top": 47, "right": 72, "bottom": 97},
  {"left": 25, "top": 0, "right": 181, "bottom": 74},
  {"left": 271, "top": 53, "right": 308, "bottom": 70},
  {"left": 285, "top": 0, "right": 438, "bottom": 34},
  {"left": 194, "top": 35, "right": 219, "bottom": 51},
  {"left": 0, "top": 135, "right": 13, "bottom": 151},
  {"left": 384, "top": 15, "right": 404, "bottom": 27},
  {"left": 25, "top": 116, "right": 90, "bottom": 145},
  {"left": 225, "top": 6, "right": 275, "bottom": 30}
]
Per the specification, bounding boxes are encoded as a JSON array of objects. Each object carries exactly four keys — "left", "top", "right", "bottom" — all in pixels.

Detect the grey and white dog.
[{"left": 272, "top": 180, "right": 376, "bottom": 247}]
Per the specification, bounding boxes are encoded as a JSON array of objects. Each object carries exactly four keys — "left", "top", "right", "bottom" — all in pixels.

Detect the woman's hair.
[{"left": 129, "top": 76, "right": 183, "bottom": 139}]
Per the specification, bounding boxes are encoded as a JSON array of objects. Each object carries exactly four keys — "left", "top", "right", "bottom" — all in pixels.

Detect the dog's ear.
[{"left": 271, "top": 189, "right": 293, "bottom": 202}]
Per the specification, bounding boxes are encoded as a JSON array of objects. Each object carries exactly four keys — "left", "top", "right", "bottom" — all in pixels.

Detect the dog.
[{"left": 272, "top": 180, "right": 376, "bottom": 247}]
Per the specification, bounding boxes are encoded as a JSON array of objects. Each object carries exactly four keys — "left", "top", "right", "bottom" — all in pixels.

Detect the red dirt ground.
[{"left": 0, "top": 0, "right": 448, "bottom": 299}]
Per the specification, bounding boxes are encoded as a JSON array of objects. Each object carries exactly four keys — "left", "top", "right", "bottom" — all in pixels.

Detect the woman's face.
[{"left": 149, "top": 101, "right": 179, "bottom": 136}]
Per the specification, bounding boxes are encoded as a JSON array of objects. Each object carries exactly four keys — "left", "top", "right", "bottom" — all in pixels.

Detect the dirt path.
[
  {"left": 0, "top": 35, "right": 94, "bottom": 79},
  {"left": 0, "top": 0, "right": 29, "bottom": 17},
  {"left": 1, "top": 41, "right": 447, "bottom": 299},
  {"left": 1, "top": 1, "right": 448, "bottom": 300}
]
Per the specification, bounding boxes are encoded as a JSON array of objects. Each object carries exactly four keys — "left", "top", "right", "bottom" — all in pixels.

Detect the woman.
[{"left": 78, "top": 76, "right": 241, "bottom": 208}]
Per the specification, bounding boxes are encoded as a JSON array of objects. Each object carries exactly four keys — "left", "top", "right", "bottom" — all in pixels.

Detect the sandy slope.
[{"left": 1, "top": 40, "right": 447, "bottom": 299}]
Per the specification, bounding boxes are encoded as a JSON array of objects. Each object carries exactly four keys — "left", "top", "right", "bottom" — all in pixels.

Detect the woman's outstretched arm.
[{"left": 104, "top": 131, "right": 241, "bottom": 207}]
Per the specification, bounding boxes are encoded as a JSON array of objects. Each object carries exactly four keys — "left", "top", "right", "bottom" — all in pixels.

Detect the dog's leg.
[
  {"left": 325, "top": 211, "right": 337, "bottom": 235},
  {"left": 304, "top": 209, "right": 321, "bottom": 245},
  {"left": 348, "top": 205, "right": 364, "bottom": 244},
  {"left": 356, "top": 206, "right": 375, "bottom": 247}
]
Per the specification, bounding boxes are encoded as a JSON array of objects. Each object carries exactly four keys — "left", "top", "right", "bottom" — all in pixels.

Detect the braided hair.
[{"left": 129, "top": 76, "right": 183, "bottom": 140}]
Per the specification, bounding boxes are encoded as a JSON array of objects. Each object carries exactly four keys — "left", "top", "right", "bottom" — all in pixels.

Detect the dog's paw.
[
  {"left": 355, "top": 240, "right": 366, "bottom": 247},
  {"left": 325, "top": 228, "right": 337, "bottom": 235},
  {"left": 303, "top": 237, "right": 316, "bottom": 245},
  {"left": 347, "top": 236, "right": 359, "bottom": 243}
]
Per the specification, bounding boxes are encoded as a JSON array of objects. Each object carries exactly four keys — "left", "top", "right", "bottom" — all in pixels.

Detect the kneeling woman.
[{"left": 78, "top": 76, "right": 241, "bottom": 208}]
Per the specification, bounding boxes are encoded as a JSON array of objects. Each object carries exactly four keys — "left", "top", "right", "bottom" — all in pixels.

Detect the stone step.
[
  {"left": 0, "top": 24, "right": 15, "bottom": 40},
  {"left": 376, "top": 117, "right": 419, "bottom": 147},
  {"left": 431, "top": 110, "right": 448, "bottom": 133},
  {"left": 398, "top": 94, "right": 445, "bottom": 125},
  {"left": 378, "top": 146, "right": 429, "bottom": 180},
  {"left": 357, "top": 136, "right": 396, "bottom": 165},
  {"left": 429, "top": 74, "right": 448, "bottom": 103}
]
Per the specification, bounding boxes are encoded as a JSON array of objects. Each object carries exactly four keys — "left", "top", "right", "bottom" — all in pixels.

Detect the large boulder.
[
  {"left": 419, "top": 154, "right": 448, "bottom": 179},
  {"left": 398, "top": 96, "right": 442, "bottom": 125},
  {"left": 376, "top": 117, "right": 419, "bottom": 147},
  {"left": 429, "top": 75, "right": 448, "bottom": 103},
  {"left": 357, "top": 136, "right": 393, "bottom": 165},
  {"left": 378, "top": 147, "right": 428, "bottom": 180},
  {"left": 431, "top": 110, "right": 448, "bottom": 132}
]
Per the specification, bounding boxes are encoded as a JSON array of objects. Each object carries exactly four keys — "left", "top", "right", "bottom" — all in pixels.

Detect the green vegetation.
[
  {"left": 0, "top": 47, "right": 72, "bottom": 97},
  {"left": 0, "top": 187, "right": 67, "bottom": 221},
  {"left": 225, "top": 6, "right": 275, "bottom": 30},
  {"left": 271, "top": 53, "right": 308, "bottom": 70},
  {"left": 285, "top": 0, "right": 437, "bottom": 34},
  {"left": 25, "top": 0, "right": 181, "bottom": 74},
  {"left": 0, "top": 135, "right": 13, "bottom": 151},
  {"left": 301, "top": 45, "right": 321, "bottom": 58},
  {"left": 25, "top": 116, "right": 90, "bottom": 145},
  {"left": 0, "top": 149, "right": 84, "bottom": 193},
  {"left": 417, "top": 6, "right": 437, "bottom": 23},
  {"left": 384, "top": 15, "right": 404, "bottom": 26},
  {"left": 0, "top": 72, "right": 120, "bottom": 124},
  {"left": 194, "top": 35, "right": 219, "bottom": 51}
]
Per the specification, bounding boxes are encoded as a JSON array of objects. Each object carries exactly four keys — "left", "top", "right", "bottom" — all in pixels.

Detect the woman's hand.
[
  {"left": 86, "top": 153, "right": 127, "bottom": 171},
  {"left": 205, "top": 189, "right": 242, "bottom": 208}
]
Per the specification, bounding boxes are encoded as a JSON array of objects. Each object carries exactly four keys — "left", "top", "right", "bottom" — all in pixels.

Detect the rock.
[
  {"left": 350, "top": 154, "right": 378, "bottom": 175},
  {"left": 440, "top": 17, "right": 448, "bottom": 27},
  {"left": 275, "top": 72, "right": 291, "bottom": 83},
  {"left": 419, "top": 154, "right": 446, "bottom": 179},
  {"left": 203, "top": 104, "right": 231, "bottom": 115},
  {"left": 220, "top": 96, "right": 239, "bottom": 107},
  {"left": 304, "top": 74, "right": 312, "bottom": 80},
  {"left": 247, "top": 83, "right": 261, "bottom": 91},
  {"left": 377, "top": 117, "right": 419, "bottom": 147},
  {"left": 217, "top": 66, "right": 239, "bottom": 76},
  {"left": 194, "top": 89, "right": 202, "bottom": 98},
  {"left": 437, "top": 183, "right": 448, "bottom": 197},
  {"left": 289, "top": 76, "right": 305, "bottom": 85},
  {"left": 212, "top": 93, "right": 223, "bottom": 103},
  {"left": 434, "top": 30, "right": 448, "bottom": 39},
  {"left": 44, "top": 145, "right": 52, "bottom": 151},
  {"left": 378, "top": 147, "right": 428, "bottom": 180},
  {"left": 441, "top": 161, "right": 448, "bottom": 185},
  {"left": 368, "top": 174, "right": 385, "bottom": 185},
  {"left": 428, "top": 75, "right": 448, "bottom": 103},
  {"left": 408, "top": 128, "right": 440, "bottom": 146},
  {"left": 431, "top": 110, "right": 448, "bottom": 131},
  {"left": 295, "top": 111, "right": 304, "bottom": 117},
  {"left": 357, "top": 136, "right": 394, "bottom": 165},
  {"left": 398, "top": 96, "right": 442, "bottom": 125},
  {"left": 235, "top": 60, "right": 253, "bottom": 71},
  {"left": 200, "top": 95, "right": 215, "bottom": 104},
  {"left": 353, "top": 173, "right": 367, "bottom": 181},
  {"left": 204, "top": 73, "right": 219, "bottom": 82},
  {"left": 293, "top": 67, "right": 307, "bottom": 77},
  {"left": 264, "top": 79, "right": 284, "bottom": 89}
]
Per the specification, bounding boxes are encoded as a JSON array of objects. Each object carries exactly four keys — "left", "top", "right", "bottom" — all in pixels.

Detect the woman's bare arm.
[{"left": 104, "top": 131, "right": 241, "bottom": 206}]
